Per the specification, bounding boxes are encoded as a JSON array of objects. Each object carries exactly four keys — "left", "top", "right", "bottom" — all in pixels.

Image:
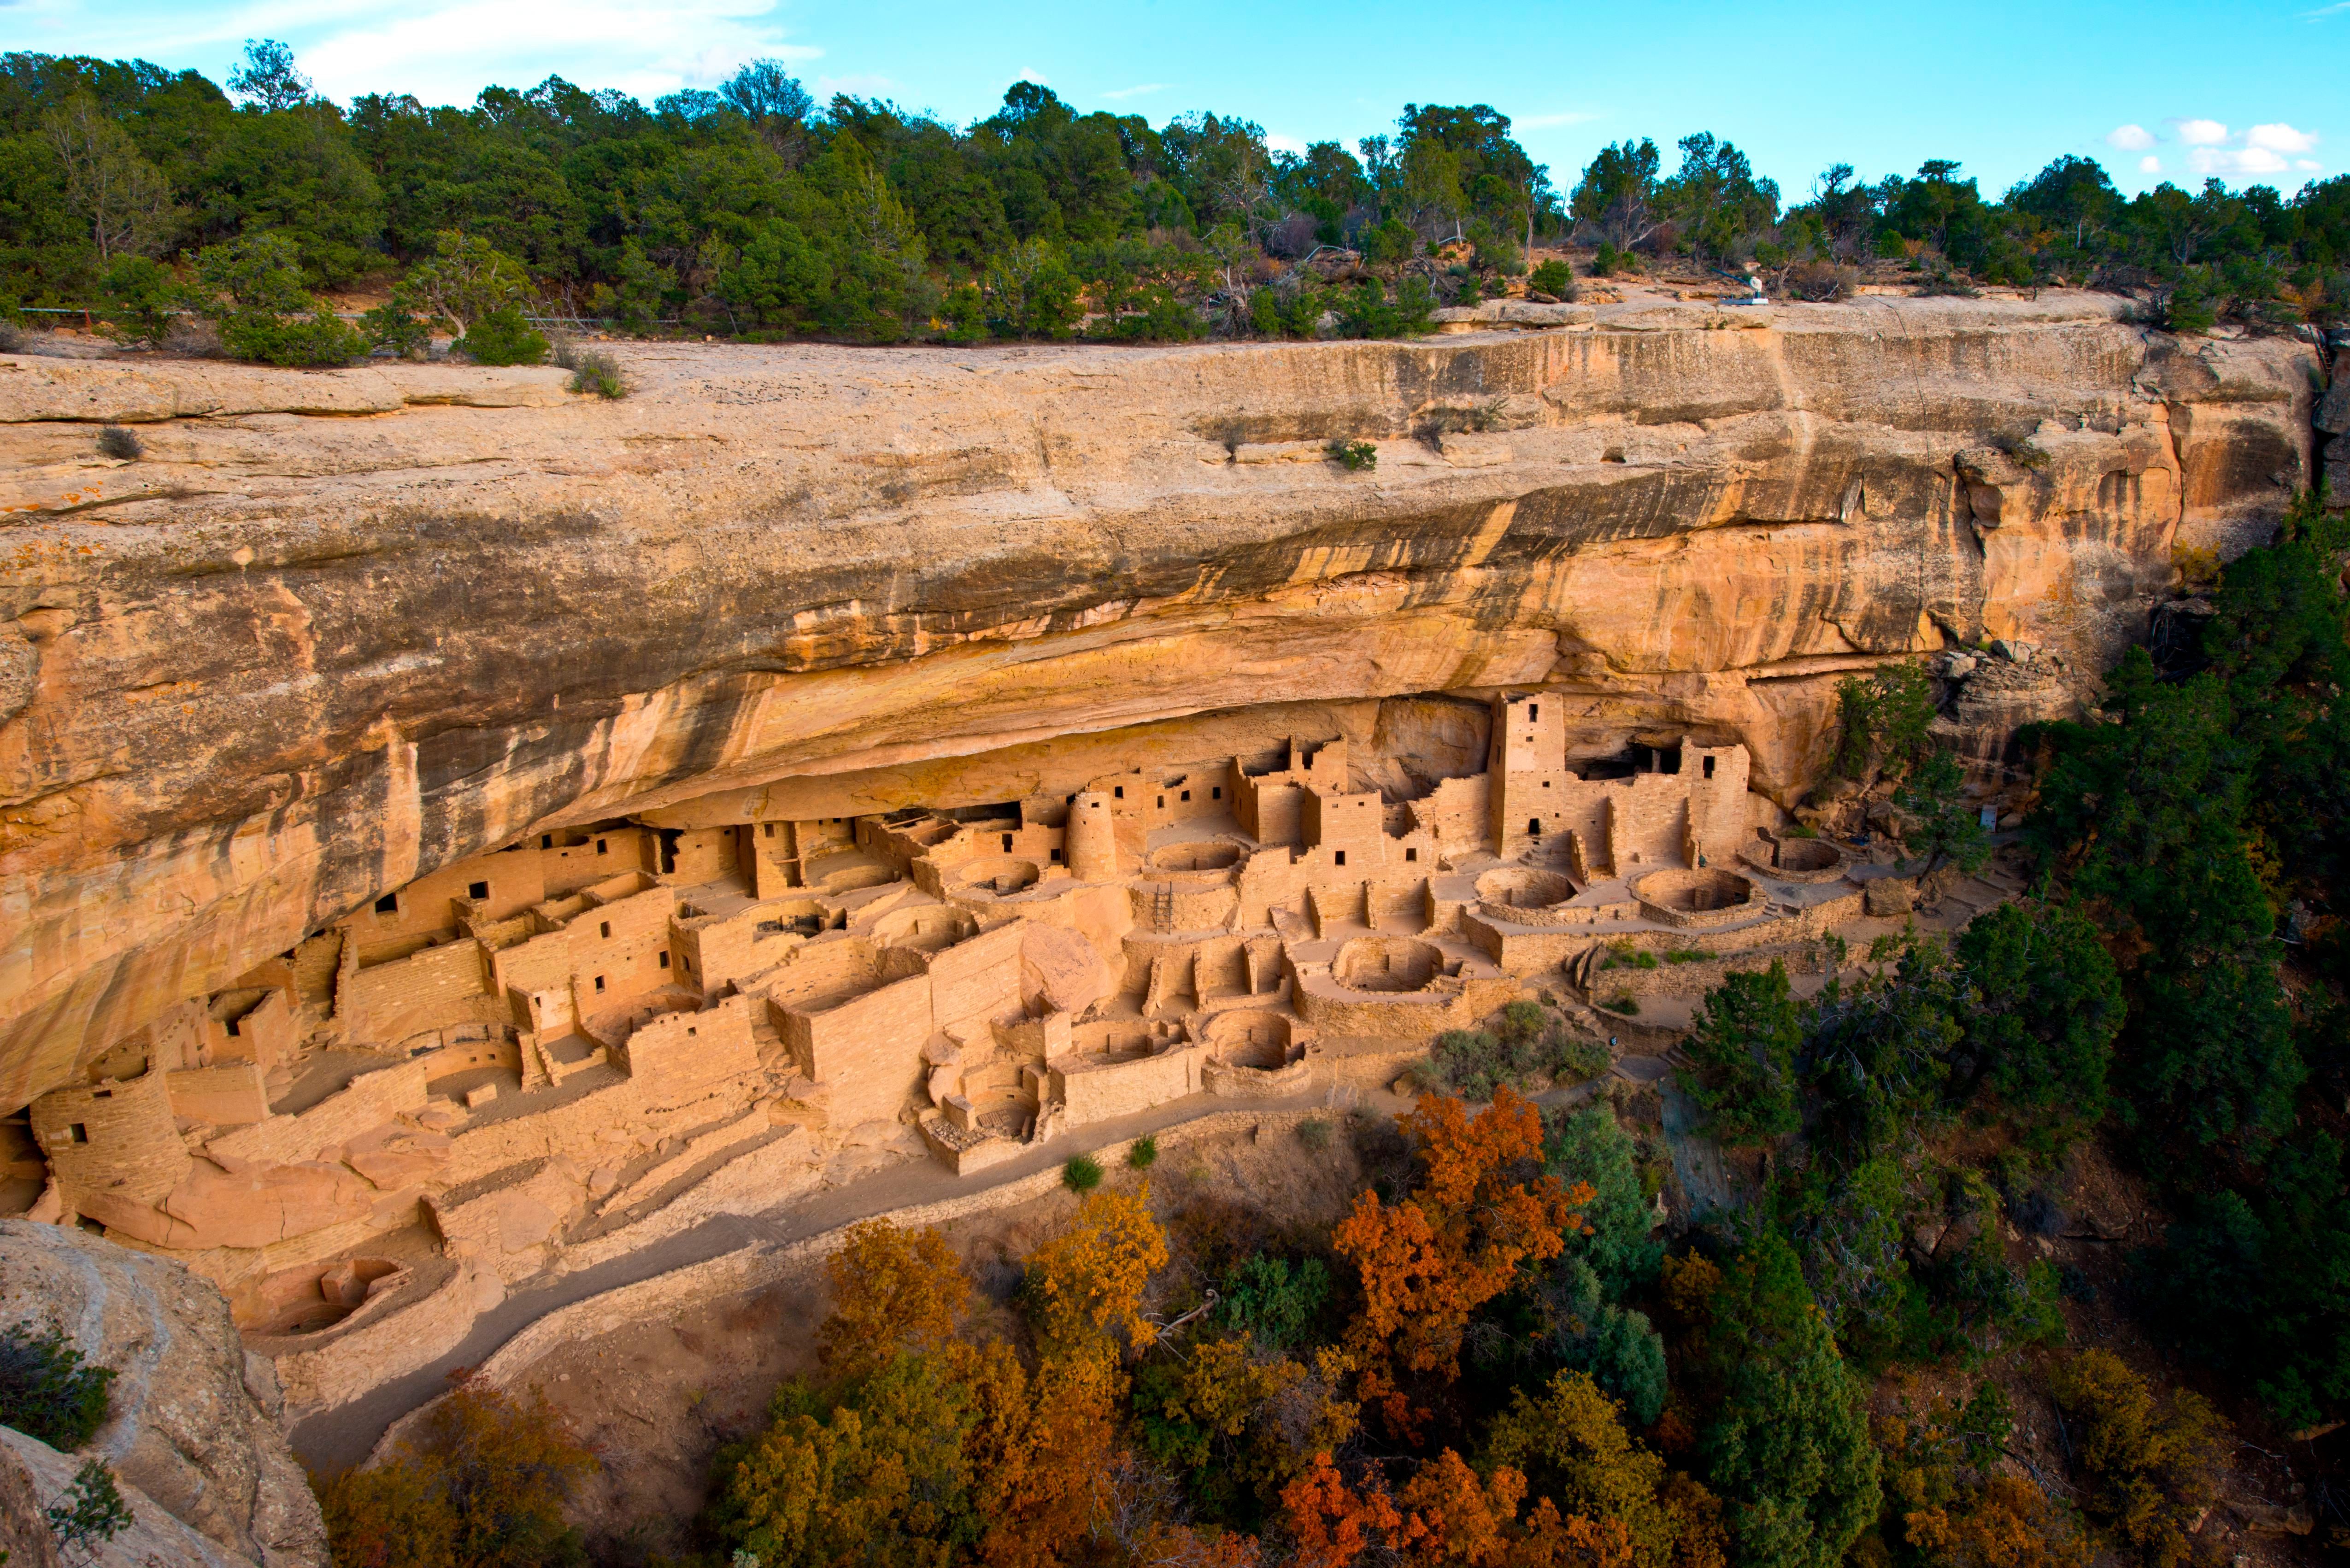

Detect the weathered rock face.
[
  {"left": 0, "top": 1220, "right": 329, "bottom": 1568},
  {"left": 0, "top": 294, "right": 2317, "bottom": 1107}
]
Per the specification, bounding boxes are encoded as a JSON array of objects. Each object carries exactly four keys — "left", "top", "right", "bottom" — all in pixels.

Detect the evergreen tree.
[
  {"left": 1699, "top": 1232, "right": 1880, "bottom": 1568},
  {"left": 1682, "top": 962, "right": 1803, "bottom": 1145}
]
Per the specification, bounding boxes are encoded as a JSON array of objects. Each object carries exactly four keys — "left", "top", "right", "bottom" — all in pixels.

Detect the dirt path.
[{"left": 288, "top": 1082, "right": 1379, "bottom": 1474}]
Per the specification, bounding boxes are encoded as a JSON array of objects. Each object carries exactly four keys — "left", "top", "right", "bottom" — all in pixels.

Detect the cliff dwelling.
[
  {"left": 6, "top": 691, "right": 1902, "bottom": 1367},
  {"left": 0, "top": 291, "right": 2325, "bottom": 1484}
]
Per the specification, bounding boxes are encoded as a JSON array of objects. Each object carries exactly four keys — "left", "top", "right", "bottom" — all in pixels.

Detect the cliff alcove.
[{"left": 0, "top": 294, "right": 2320, "bottom": 1457}]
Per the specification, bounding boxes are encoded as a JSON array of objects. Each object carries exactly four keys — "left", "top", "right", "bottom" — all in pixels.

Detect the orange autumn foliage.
[
  {"left": 1398, "top": 1449, "right": 1528, "bottom": 1568},
  {"left": 969, "top": 1341, "right": 1124, "bottom": 1568},
  {"left": 819, "top": 1218, "right": 972, "bottom": 1383},
  {"left": 1027, "top": 1186, "right": 1170, "bottom": 1361},
  {"left": 1332, "top": 1089, "right": 1588, "bottom": 1436},
  {"left": 1283, "top": 1444, "right": 1688, "bottom": 1568},
  {"left": 1514, "top": 1500, "right": 1641, "bottom": 1568},
  {"left": 1902, "top": 1474, "right": 2092, "bottom": 1568},
  {"left": 1283, "top": 1452, "right": 1423, "bottom": 1568}
]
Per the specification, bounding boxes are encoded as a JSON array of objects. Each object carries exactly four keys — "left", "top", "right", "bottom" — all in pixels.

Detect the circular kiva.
[
  {"left": 1629, "top": 867, "right": 1763, "bottom": 928},
  {"left": 1331, "top": 935, "right": 1446, "bottom": 992}
]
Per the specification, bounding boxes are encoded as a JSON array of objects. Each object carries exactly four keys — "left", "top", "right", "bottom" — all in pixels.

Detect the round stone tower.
[{"left": 1066, "top": 791, "right": 1121, "bottom": 881}]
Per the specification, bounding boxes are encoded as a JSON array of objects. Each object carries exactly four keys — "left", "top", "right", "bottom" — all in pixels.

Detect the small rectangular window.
[
  {"left": 67, "top": 1122, "right": 88, "bottom": 1144},
  {"left": 599, "top": 921, "right": 611, "bottom": 939},
  {"left": 1211, "top": 786, "right": 1222, "bottom": 800},
  {"left": 658, "top": 951, "right": 670, "bottom": 969},
  {"left": 1157, "top": 795, "right": 1165, "bottom": 808},
  {"left": 596, "top": 838, "right": 608, "bottom": 854},
  {"left": 686, "top": 1027, "right": 697, "bottom": 1037},
  {"left": 1050, "top": 848, "right": 1063, "bottom": 863},
  {"left": 1703, "top": 756, "right": 1716, "bottom": 779},
  {"left": 1529, "top": 704, "right": 1539, "bottom": 721},
  {"left": 593, "top": 975, "right": 605, "bottom": 993},
  {"left": 468, "top": 880, "right": 489, "bottom": 900},
  {"left": 374, "top": 893, "right": 398, "bottom": 915},
  {"left": 1528, "top": 818, "right": 1543, "bottom": 835},
  {"left": 1181, "top": 790, "right": 1191, "bottom": 802},
  {"left": 1334, "top": 849, "right": 1347, "bottom": 867},
  {"left": 764, "top": 823, "right": 776, "bottom": 838},
  {"left": 1003, "top": 834, "right": 1014, "bottom": 851},
  {"left": 541, "top": 834, "right": 554, "bottom": 849},
  {"left": 1114, "top": 786, "right": 1124, "bottom": 799},
  {"left": 1406, "top": 847, "right": 1419, "bottom": 862}
]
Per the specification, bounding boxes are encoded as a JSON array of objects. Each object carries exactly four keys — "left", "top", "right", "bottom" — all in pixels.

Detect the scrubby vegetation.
[
  {"left": 2, "top": 46, "right": 2345, "bottom": 365},
  {"left": 0, "top": 1319, "right": 117, "bottom": 1450},
  {"left": 1423, "top": 999, "right": 1611, "bottom": 1098}
]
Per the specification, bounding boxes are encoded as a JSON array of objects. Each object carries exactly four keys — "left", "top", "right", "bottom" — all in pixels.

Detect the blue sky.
[{"left": 9, "top": 0, "right": 2343, "bottom": 197}]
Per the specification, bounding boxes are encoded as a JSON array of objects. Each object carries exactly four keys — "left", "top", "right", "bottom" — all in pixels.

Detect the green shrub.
[
  {"left": 1330, "top": 439, "right": 1376, "bottom": 471},
  {"left": 97, "top": 255, "right": 177, "bottom": 349},
  {"left": 1127, "top": 1134, "right": 1158, "bottom": 1170},
  {"left": 1600, "top": 993, "right": 1640, "bottom": 1016},
  {"left": 1062, "top": 1153, "right": 1103, "bottom": 1192},
  {"left": 938, "top": 282, "right": 987, "bottom": 343},
  {"left": 1217, "top": 1255, "right": 1331, "bottom": 1350},
  {"left": 454, "top": 304, "right": 549, "bottom": 366},
  {"left": 1428, "top": 1004, "right": 1611, "bottom": 1096},
  {"left": 1663, "top": 948, "right": 1709, "bottom": 964},
  {"left": 190, "top": 233, "right": 371, "bottom": 367},
  {"left": 1296, "top": 1116, "right": 1332, "bottom": 1151},
  {"left": 1528, "top": 258, "right": 1575, "bottom": 298},
  {"left": 218, "top": 307, "right": 370, "bottom": 367},
  {"left": 97, "top": 425, "right": 142, "bottom": 461},
  {"left": 564, "top": 350, "right": 627, "bottom": 399},
  {"left": 1333, "top": 275, "right": 1437, "bottom": 338},
  {"left": 0, "top": 1321, "right": 115, "bottom": 1449},
  {"left": 1556, "top": 1037, "right": 1613, "bottom": 1082},
  {"left": 46, "top": 1457, "right": 131, "bottom": 1556},
  {"left": 360, "top": 299, "right": 432, "bottom": 358},
  {"left": 2156, "top": 276, "right": 2217, "bottom": 335}
]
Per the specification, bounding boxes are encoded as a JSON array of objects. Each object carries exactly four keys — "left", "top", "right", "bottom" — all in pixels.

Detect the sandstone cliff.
[
  {"left": 0, "top": 1220, "right": 329, "bottom": 1567},
  {"left": 0, "top": 294, "right": 2317, "bottom": 1107}
]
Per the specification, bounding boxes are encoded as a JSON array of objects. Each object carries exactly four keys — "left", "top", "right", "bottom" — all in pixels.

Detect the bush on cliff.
[{"left": 0, "top": 1321, "right": 115, "bottom": 1450}]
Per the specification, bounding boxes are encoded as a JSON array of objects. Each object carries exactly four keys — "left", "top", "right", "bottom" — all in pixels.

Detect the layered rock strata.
[{"left": 0, "top": 294, "right": 2319, "bottom": 1110}]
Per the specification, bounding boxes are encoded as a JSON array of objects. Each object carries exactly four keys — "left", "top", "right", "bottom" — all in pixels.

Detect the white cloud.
[
  {"left": 285, "top": 0, "right": 818, "bottom": 106},
  {"left": 2106, "top": 123, "right": 2155, "bottom": 151},
  {"left": 1518, "top": 110, "right": 1600, "bottom": 129},
  {"left": 2245, "top": 122, "right": 2319, "bottom": 153},
  {"left": 1099, "top": 82, "right": 1169, "bottom": 101},
  {"left": 2303, "top": 1, "right": 2350, "bottom": 15},
  {"left": 2189, "top": 144, "right": 2290, "bottom": 176},
  {"left": 1012, "top": 66, "right": 1049, "bottom": 86},
  {"left": 2139, "top": 154, "right": 2162, "bottom": 174},
  {"left": 1265, "top": 134, "right": 1307, "bottom": 154},
  {"left": 2301, "top": 159, "right": 2326, "bottom": 170},
  {"left": 2171, "top": 117, "right": 2230, "bottom": 145}
]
